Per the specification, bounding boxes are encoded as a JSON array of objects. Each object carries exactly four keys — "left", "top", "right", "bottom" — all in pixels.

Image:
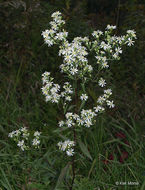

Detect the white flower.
[
  {"left": 127, "top": 38, "right": 135, "bottom": 46},
  {"left": 94, "top": 106, "right": 105, "bottom": 113},
  {"left": 73, "top": 114, "right": 79, "bottom": 120},
  {"left": 20, "top": 127, "right": 28, "bottom": 133},
  {"left": 32, "top": 138, "right": 40, "bottom": 146},
  {"left": 51, "top": 11, "right": 61, "bottom": 18},
  {"left": 41, "top": 72, "right": 61, "bottom": 103},
  {"left": 113, "top": 53, "right": 119, "bottom": 59},
  {"left": 106, "top": 100, "right": 115, "bottom": 108},
  {"left": 22, "top": 132, "right": 30, "bottom": 140},
  {"left": 100, "top": 41, "right": 111, "bottom": 50},
  {"left": 65, "top": 112, "right": 73, "bottom": 119},
  {"left": 58, "top": 121, "right": 65, "bottom": 127},
  {"left": 55, "top": 31, "right": 68, "bottom": 41},
  {"left": 8, "top": 131, "right": 15, "bottom": 138},
  {"left": 104, "top": 89, "right": 112, "bottom": 95},
  {"left": 15, "top": 130, "right": 21, "bottom": 136},
  {"left": 65, "top": 96, "right": 72, "bottom": 101},
  {"left": 66, "top": 119, "right": 74, "bottom": 127},
  {"left": 46, "top": 39, "right": 54, "bottom": 47},
  {"left": 58, "top": 140, "right": 75, "bottom": 156},
  {"left": 84, "top": 119, "right": 92, "bottom": 128},
  {"left": 41, "top": 30, "right": 49, "bottom": 38},
  {"left": 80, "top": 109, "right": 96, "bottom": 128},
  {"left": 127, "top": 30, "right": 136, "bottom": 38},
  {"left": 115, "top": 47, "right": 122, "bottom": 54},
  {"left": 70, "top": 68, "right": 78, "bottom": 75},
  {"left": 98, "top": 78, "right": 106, "bottom": 87},
  {"left": 50, "top": 21, "right": 59, "bottom": 31},
  {"left": 97, "top": 96, "right": 106, "bottom": 104},
  {"left": 87, "top": 65, "right": 93, "bottom": 72},
  {"left": 106, "top": 25, "right": 116, "bottom": 30},
  {"left": 80, "top": 94, "right": 88, "bottom": 101},
  {"left": 34, "top": 131, "right": 41, "bottom": 137},
  {"left": 66, "top": 148, "right": 74, "bottom": 156},
  {"left": 77, "top": 118, "right": 84, "bottom": 126},
  {"left": 92, "top": 30, "right": 103, "bottom": 38},
  {"left": 102, "top": 62, "right": 109, "bottom": 68},
  {"left": 17, "top": 140, "right": 25, "bottom": 151},
  {"left": 51, "top": 93, "right": 61, "bottom": 103}
]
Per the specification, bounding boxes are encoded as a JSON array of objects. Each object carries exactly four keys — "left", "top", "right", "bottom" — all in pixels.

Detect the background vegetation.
[{"left": 0, "top": 0, "right": 145, "bottom": 189}]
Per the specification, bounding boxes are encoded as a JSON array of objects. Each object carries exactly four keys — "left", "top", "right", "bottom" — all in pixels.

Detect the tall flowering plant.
[
  {"left": 9, "top": 11, "right": 136, "bottom": 189},
  {"left": 41, "top": 11, "right": 136, "bottom": 188},
  {"left": 41, "top": 11, "right": 136, "bottom": 187}
]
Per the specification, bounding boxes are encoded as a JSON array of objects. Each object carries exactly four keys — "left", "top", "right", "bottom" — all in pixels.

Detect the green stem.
[{"left": 70, "top": 79, "right": 78, "bottom": 190}]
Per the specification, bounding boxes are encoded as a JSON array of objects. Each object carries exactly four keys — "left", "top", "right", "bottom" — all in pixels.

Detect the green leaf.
[
  {"left": 54, "top": 162, "right": 71, "bottom": 190},
  {"left": 0, "top": 169, "right": 13, "bottom": 190},
  {"left": 78, "top": 140, "right": 92, "bottom": 161},
  {"left": 28, "top": 183, "right": 46, "bottom": 189}
]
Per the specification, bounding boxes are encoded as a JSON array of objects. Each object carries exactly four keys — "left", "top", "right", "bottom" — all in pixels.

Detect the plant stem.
[
  {"left": 70, "top": 128, "right": 76, "bottom": 190},
  {"left": 70, "top": 79, "right": 78, "bottom": 190}
]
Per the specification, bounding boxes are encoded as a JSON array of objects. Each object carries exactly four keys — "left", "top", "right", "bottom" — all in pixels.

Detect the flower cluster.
[
  {"left": 58, "top": 140, "right": 75, "bottom": 156},
  {"left": 8, "top": 127, "right": 30, "bottom": 151},
  {"left": 95, "top": 56, "right": 109, "bottom": 69},
  {"left": 41, "top": 72, "right": 61, "bottom": 103},
  {"left": 8, "top": 127, "right": 41, "bottom": 151},
  {"left": 42, "top": 72, "right": 74, "bottom": 104},
  {"left": 41, "top": 11, "right": 67, "bottom": 46},
  {"left": 80, "top": 109, "right": 97, "bottom": 128},
  {"left": 32, "top": 131, "right": 41, "bottom": 148},
  {"left": 92, "top": 26, "right": 136, "bottom": 67},
  {"left": 92, "top": 30, "right": 103, "bottom": 38},
  {"left": 106, "top": 25, "right": 116, "bottom": 30},
  {"left": 59, "top": 39, "right": 93, "bottom": 77},
  {"left": 97, "top": 88, "right": 114, "bottom": 108},
  {"left": 59, "top": 109, "right": 97, "bottom": 128},
  {"left": 61, "top": 82, "right": 73, "bottom": 102}
]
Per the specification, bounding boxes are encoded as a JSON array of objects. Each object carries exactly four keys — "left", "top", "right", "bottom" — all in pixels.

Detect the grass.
[{"left": 0, "top": 81, "right": 144, "bottom": 190}]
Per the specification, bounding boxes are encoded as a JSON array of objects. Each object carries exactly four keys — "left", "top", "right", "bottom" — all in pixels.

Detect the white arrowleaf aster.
[
  {"left": 97, "top": 95, "right": 106, "bottom": 105},
  {"left": 34, "top": 131, "right": 41, "bottom": 137},
  {"left": 66, "top": 148, "right": 74, "bottom": 156},
  {"left": 126, "top": 38, "right": 135, "bottom": 46},
  {"left": 51, "top": 11, "right": 61, "bottom": 18},
  {"left": 58, "top": 140, "right": 75, "bottom": 156},
  {"left": 106, "top": 100, "right": 115, "bottom": 108},
  {"left": 92, "top": 30, "right": 103, "bottom": 38},
  {"left": 80, "top": 109, "right": 96, "bottom": 128},
  {"left": 80, "top": 94, "right": 88, "bottom": 101},
  {"left": 8, "top": 131, "right": 15, "bottom": 138},
  {"left": 41, "top": 11, "right": 136, "bottom": 156},
  {"left": 106, "top": 25, "right": 116, "bottom": 30},
  {"left": 41, "top": 72, "right": 61, "bottom": 103},
  {"left": 17, "top": 140, "right": 26, "bottom": 151},
  {"left": 104, "top": 89, "right": 112, "bottom": 99},
  {"left": 65, "top": 96, "right": 72, "bottom": 101},
  {"left": 8, "top": 127, "right": 41, "bottom": 151},
  {"left": 32, "top": 138, "right": 40, "bottom": 146},
  {"left": 98, "top": 78, "right": 106, "bottom": 87},
  {"left": 58, "top": 120, "right": 65, "bottom": 127},
  {"left": 127, "top": 30, "right": 136, "bottom": 38},
  {"left": 94, "top": 106, "right": 105, "bottom": 113}
]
